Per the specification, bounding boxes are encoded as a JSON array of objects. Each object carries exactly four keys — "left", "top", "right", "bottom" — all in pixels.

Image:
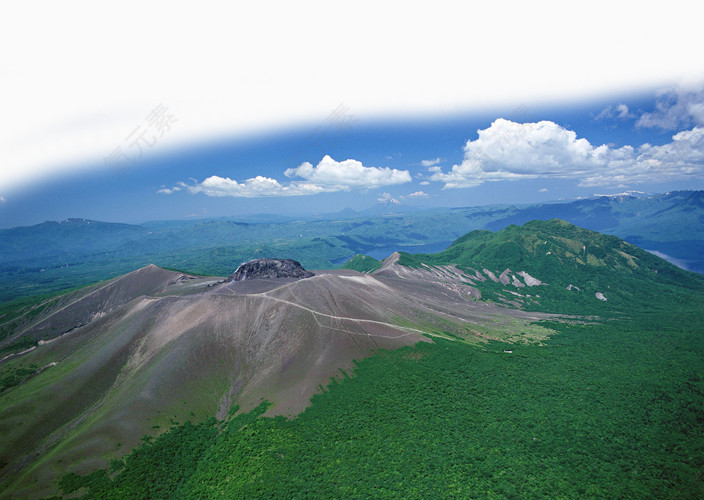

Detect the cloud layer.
[
  {"left": 430, "top": 119, "right": 704, "bottom": 188},
  {"left": 637, "top": 87, "right": 704, "bottom": 130},
  {"left": 162, "top": 156, "right": 411, "bottom": 198}
]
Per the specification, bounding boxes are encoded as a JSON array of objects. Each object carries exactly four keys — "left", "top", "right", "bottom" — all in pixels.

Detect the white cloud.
[
  {"left": 429, "top": 118, "right": 704, "bottom": 188},
  {"left": 595, "top": 103, "right": 631, "bottom": 121},
  {"left": 284, "top": 155, "right": 411, "bottom": 189},
  {"left": 157, "top": 182, "right": 185, "bottom": 195},
  {"left": 430, "top": 119, "right": 597, "bottom": 188},
  {"left": 419, "top": 181, "right": 430, "bottom": 186},
  {"left": 637, "top": 86, "right": 704, "bottom": 130},
  {"left": 403, "top": 190, "right": 429, "bottom": 198},
  {"left": 186, "top": 175, "right": 325, "bottom": 197},
  {"left": 160, "top": 156, "right": 411, "bottom": 198},
  {"left": 580, "top": 127, "right": 704, "bottom": 186},
  {"left": 420, "top": 157, "right": 443, "bottom": 167},
  {"left": 0, "top": 196, "right": 5, "bottom": 203},
  {"left": 377, "top": 192, "right": 400, "bottom": 205},
  {"left": 539, "top": 188, "right": 549, "bottom": 192}
]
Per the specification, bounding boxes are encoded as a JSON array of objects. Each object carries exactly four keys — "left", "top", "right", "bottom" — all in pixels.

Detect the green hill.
[
  {"left": 396, "top": 219, "right": 704, "bottom": 315},
  {"left": 341, "top": 254, "right": 381, "bottom": 273}
]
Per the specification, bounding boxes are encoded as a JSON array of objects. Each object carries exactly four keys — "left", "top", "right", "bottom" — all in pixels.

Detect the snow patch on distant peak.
[{"left": 592, "top": 191, "right": 646, "bottom": 199}]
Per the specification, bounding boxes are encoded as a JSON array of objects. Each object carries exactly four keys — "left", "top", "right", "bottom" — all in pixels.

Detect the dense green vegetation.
[
  {"left": 341, "top": 254, "right": 382, "bottom": 273},
  {"left": 0, "top": 363, "right": 38, "bottom": 392},
  {"left": 398, "top": 219, "right": 704, "bottom": 316},
  {"left": 57, "top": 306, "right": 704, "bottom": 498}
]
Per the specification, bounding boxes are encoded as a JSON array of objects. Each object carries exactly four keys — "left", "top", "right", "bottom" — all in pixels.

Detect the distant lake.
[
  {"left": 365, "top": 241, "right": 454, "bottom": 260},
  {"left": 645, "top": 249, "right": 704, "bottom": 274}
]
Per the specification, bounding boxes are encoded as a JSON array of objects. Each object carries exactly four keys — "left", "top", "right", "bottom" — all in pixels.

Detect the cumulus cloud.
[
  {"left": 539, "top": 188, "right": 549, "bottom": 192},
  {"left": 186, "top": 175, "right": 326, "bottom": 197},
  {"left": 580, "top": 127, "right": 704, "bottom": 186},
  {"left": 284, "top": 155, "right": 410, "bottom": 189},
  {"left": 429, "top": 118, "right": 704, "bottom": 188},
  {"left": 420, "top": 157, "right": 443, "bottom": 167},
  {"left": 159, "top": 155, "right": 411, "bottom": 198},
  {"left": 637, "top": 87, "right": 704, "bottom": 130},
  {"left": 430, "top": 119, "right": 597, "bottom": 188},
  {"left": 402, "top": 190, "right": 429, "bottom": 199}
]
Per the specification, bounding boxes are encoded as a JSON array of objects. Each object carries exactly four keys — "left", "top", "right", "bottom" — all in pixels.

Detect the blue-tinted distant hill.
[
  {"left": 0, "top": 218, "right": 149, "bottom": 264},
  {"left": 0, "top": 191, "right": 701, "bottom": 303}
]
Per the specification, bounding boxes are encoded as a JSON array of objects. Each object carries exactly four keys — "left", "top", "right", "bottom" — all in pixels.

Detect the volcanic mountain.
[
  {"left": 1, "top": 220, "right": 703, "bottom": 497},
  {"left": 227, "top": 258, "right": 315, "bottom": 281},
  {"left": 0, "top": 258, "right": 555, "bottom": 496}
]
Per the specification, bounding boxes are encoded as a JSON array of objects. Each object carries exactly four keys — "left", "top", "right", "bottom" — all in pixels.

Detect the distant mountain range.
[{"left": 0, "top": 191, "right": 702, "bottom": 304}]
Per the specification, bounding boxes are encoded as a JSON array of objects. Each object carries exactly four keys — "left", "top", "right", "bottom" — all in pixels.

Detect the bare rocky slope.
[
  {"left": 0, "top": 260, "right": 556, "bottom": 498},
  {"left": 227, "top": 258, "right": 315, "bottom": 281}
]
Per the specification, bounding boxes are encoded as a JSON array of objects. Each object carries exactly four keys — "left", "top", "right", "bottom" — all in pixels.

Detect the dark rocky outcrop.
[{"left": 227, "top": 258, "right": 314, "bottom": 281}]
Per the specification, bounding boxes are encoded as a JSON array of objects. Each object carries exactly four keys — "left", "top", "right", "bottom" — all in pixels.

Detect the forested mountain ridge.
[{"left": 393, "top": 218, "right": 704, "bottom": 315}]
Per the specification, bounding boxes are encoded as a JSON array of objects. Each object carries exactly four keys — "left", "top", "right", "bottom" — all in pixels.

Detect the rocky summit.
[{"left": 228, "top": 258, "right": 315, "bottom": 281}]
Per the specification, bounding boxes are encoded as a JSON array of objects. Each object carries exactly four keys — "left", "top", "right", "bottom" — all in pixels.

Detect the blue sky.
[
  {"left": 2, "top": 85, "right": 704, "bottom": 228},
  {"left": 1, "top": 2, "right": 702, "bottom": 228}
]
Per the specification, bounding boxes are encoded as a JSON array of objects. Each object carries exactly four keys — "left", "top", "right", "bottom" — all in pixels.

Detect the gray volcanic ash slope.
[
  {"left": 4, "top": 264, "right": 219, "bottom": 345},
  {"left": 0, "top": 260, "right": 555, "bottom": 497}
]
